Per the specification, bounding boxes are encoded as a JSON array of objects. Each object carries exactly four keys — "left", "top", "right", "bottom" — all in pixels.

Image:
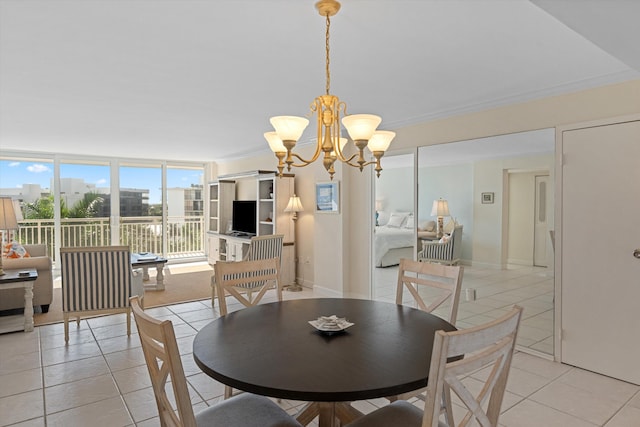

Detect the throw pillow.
[
  {"left": 3, "top": 241, "right": 30, "bottom": 258},
  {"left": 419, "top": 220, "right": 436, "bottom": 232},
  {"left": 443, "top": 217, "right": 457, "bottom": 234},
  {"left": 387, "top": 213, "right": 406, "bottom": 228}
]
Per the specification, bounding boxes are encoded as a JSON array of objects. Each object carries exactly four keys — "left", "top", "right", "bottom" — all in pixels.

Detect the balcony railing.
[{"left": 4, "top": 216, "right": 205, "bottom": 263}]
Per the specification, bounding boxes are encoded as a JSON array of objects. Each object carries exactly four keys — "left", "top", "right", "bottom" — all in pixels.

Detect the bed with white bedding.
[
  {"left": 374, "top": 212, "right": 438, "bottom": 267},
  {"left": 374, "top": 225, "right": 415, "bottom": 267}
]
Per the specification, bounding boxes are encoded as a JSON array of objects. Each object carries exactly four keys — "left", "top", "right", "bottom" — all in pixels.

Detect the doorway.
[{"left": 506, "top": 171, "right": 550, "bottom": 268}]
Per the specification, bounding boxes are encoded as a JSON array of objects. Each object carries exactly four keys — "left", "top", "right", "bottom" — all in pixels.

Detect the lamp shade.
[
  {"left": 367, "top": 130, "right": 395, "bottom": 153},
  {"left": 264, "top": 131, "right": 286, "bottom": 153},
  {"left": 431, "top": 198, "right": 450, "bottom": 217},
  {"left": 341, "top": 114, "right": 381, "bottom": 141},
  {"left": 284, "top": 195, "right": 304, "bottom": 213},
  {"left": 0, "top": 197, "right": 20, "bottom": 230},
  {"left": 270, "top": 116, "right": 310, "bottom": 142}
]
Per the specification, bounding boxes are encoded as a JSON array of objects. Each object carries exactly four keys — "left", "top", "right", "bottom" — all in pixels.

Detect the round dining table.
[{"left": 192, "top": 298, "right": 456, "bottom": 427}]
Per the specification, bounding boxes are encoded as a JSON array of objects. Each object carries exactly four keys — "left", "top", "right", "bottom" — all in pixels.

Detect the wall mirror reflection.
[
  {"left": 371, "top": 152, "right": 415, "bottom": 301},
  {"left": 373, "top": 129, "right": 556, "bottom": 356}
]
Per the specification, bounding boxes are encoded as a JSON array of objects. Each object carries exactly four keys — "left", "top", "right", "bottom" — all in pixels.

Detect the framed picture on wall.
[
  {"left": 481, "top": 192, "right": 494, "bottom": 204},
  {"left": 316, "top": 181, "right": 340, "bottom": 213}
]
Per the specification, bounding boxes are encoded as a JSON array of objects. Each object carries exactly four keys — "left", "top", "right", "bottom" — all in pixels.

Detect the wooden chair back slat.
[{"left": 130, "top": 296, "right": 198, "bottom": 427}]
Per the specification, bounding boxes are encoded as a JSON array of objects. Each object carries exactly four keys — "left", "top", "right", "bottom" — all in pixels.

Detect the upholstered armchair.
[{"left": 418, "top": 225, "right": 463, "bottom": 266}]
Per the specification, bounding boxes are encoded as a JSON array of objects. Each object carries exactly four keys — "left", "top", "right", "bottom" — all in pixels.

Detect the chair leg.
[
  {"left": 126, "top": 309, "right": 131, "bottom": 337},
  {"left": 211, "top": 280, "right": 216, "bottom": 308},
  {"left": 224, "top": 385, "right": 233, "bottom": 400},
  {"left": 64, "top": 315, "right": 69, "bottom": 343}
]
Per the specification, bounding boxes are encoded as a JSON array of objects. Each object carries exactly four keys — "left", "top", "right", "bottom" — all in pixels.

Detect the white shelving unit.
[{"left": 207, "top": 171, "right": 296, "bottom": 287}]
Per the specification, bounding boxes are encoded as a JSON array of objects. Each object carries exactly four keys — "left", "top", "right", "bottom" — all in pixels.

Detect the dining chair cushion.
[
  {"left": 346, "top": 401, "right": 432, "bottom": 427},
  {"left": 195, "top": 393, "right": 302, "bottom": 427}
]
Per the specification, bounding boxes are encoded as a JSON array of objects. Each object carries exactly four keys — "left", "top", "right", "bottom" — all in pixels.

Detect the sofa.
[{"left": 1, "top": 244, "right": 54, "bottom": 313}]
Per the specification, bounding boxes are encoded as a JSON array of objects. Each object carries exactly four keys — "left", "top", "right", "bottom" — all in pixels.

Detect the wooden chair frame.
[
  {"left": 130, "top": 296, "right": 198, "bottom": 426},
  {"left": 211, "top": 234, "right": 284, "bottom": 307},
  {"left": 396, "top": 258, "right": 463, "bottom": 324},
  {"left": 423, "top": 306, "right": 523, "bottom": 427},
  {"left": 389, "top": 258, "right": 463, "bottom": 405},
  {"left": 214, "top": 257, "right": 282, "bottom": 317}
]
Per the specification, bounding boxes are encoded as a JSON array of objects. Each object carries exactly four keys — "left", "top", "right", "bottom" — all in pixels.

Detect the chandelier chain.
[{"left": 325, "top": 13, "right": 331, "bottom": 95}]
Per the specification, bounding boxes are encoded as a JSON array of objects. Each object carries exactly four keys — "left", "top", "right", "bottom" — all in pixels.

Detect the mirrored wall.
[{"left": 373, "top": 129, "right": 556, "bottom": 355}]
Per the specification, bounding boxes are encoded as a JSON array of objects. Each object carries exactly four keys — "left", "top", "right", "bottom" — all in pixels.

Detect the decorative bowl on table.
[{"left": 308, "top": 315, "right": 354, "bottom": 335}]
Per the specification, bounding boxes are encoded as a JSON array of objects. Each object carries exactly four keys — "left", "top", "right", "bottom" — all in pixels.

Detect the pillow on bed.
[
  {"left": 403, "top": 216, "right": 415, "bottom": 229},
  {"left": 419, "top": 220, "right": 436, "bottom": 232},
  {"left": 386, "top": 213, "right": 406, "bottom": 228},
  {"left": 377, "top": 211, "right": 390, "bottom": 226}
]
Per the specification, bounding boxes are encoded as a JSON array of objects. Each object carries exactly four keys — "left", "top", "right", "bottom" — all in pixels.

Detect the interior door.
[{"left": 561, "top": 118, "right": 640, "bottom": 385}]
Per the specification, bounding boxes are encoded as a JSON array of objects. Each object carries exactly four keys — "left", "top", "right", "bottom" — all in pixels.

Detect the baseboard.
[
  {"left": 466, "top": 260, "right": 503, "bottom": 269},
  {"left": 311, "top": 284, "right": 343, "bottom": 298},
  {"left": 507, "top": 258, "right": 533, "bottom": 266}
]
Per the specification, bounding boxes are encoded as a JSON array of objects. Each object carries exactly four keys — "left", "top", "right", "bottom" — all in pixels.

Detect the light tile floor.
[
  {"left": 1, "top": 282, "right": 639, "bottom": 426},
  {"left": 374, "top": 263, "right": 554, "bottom": 354}
]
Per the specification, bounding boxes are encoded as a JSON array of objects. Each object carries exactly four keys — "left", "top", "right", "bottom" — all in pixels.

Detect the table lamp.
[
  {"left": 284, "top": 194, "right": 304, "bottom": 221},
  {"left": 0, "top": 197, "right": 20, "bottom": 275},
  {"left": 431, "top": 198, "right": 450, "bottom": 239}
]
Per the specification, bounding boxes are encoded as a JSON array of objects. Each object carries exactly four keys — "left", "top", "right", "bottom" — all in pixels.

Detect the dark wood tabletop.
[
  {"left": 130, "top": 253, "right": 167, "bottom": 266},
  {"left": 192, "top": 298, "right": 456, "bottom": 402}
]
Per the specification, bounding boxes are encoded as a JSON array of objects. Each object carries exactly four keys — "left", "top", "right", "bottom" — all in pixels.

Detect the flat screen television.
[{"left": 231, "top": 200, "right": 257, "bottom": 236}]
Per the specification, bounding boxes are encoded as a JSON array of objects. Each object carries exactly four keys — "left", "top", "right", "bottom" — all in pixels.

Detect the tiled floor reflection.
[
  {"left": 374, "top": 263, "right": 554, "bottom": 354},
  {"left": 1, "top": 270, "right": 639, "bottom": 426}
]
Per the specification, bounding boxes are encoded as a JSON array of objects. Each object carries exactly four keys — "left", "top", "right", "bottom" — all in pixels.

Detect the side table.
[
  {"left": 131, "top": 253, "right": 168, "bottom": 291},
  {"left": 0, "top": 269, "right": 38, "bottom": 333}
]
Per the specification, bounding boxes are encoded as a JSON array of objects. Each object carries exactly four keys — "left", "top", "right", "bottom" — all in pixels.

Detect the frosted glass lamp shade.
[
  {"left": 270, "top": 116, "right": 309, "bottom": 141},
  {"left": 367, "top": 130, "right": 395, "bottom": 152},
  {"left": 264, "top": 132, "right": 286, "bottom": 153},
  {"left": 341, "top": 114, "right": 381, "bottom": 141}
]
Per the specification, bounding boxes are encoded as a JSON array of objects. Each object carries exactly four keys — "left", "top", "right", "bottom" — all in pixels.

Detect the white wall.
[
  {"left": 375, "top": 165, "right": 413, "bottom": 215},
  {"left": 215, "top": 79, "right": 640, "bottom": 298}
]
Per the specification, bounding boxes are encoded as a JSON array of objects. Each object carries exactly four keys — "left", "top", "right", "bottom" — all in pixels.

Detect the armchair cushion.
[{"left": 1, "top": 244, "right": 53, "bottom": 311}]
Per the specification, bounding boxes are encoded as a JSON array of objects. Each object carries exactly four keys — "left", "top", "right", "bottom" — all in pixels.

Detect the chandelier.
[{"left": 264, "top": 0, "right": 395, "bottom": 180}]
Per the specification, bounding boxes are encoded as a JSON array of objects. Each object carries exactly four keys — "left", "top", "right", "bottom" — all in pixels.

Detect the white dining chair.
[
  {"left": 346, "top": 305, "right": 523, "bottom": 427},
  {"left": 130, "top": 296, "right": 302, "bottom": 427},
  {"left": 386, "top": 258, "right": 464, "bottom": 409}
]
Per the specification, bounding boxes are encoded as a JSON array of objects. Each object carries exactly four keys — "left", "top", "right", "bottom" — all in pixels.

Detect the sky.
[{"left": 0, "top": 160, "right": 203, "bottom": 204}]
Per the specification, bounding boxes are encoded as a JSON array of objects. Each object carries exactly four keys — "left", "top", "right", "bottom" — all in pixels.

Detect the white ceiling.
[{"left": 0, "top": 0, "right": 638, "bottom": 163}]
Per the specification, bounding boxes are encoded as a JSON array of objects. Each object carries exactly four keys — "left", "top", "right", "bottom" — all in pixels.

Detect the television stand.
[{"left": 228, "top": 231, "right": 254, "bottom": 238}]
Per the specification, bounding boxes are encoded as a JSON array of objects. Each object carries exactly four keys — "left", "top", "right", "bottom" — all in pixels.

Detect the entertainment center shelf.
[{"left": 207, "top": 170, "right": 296, "bottom": 287}]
